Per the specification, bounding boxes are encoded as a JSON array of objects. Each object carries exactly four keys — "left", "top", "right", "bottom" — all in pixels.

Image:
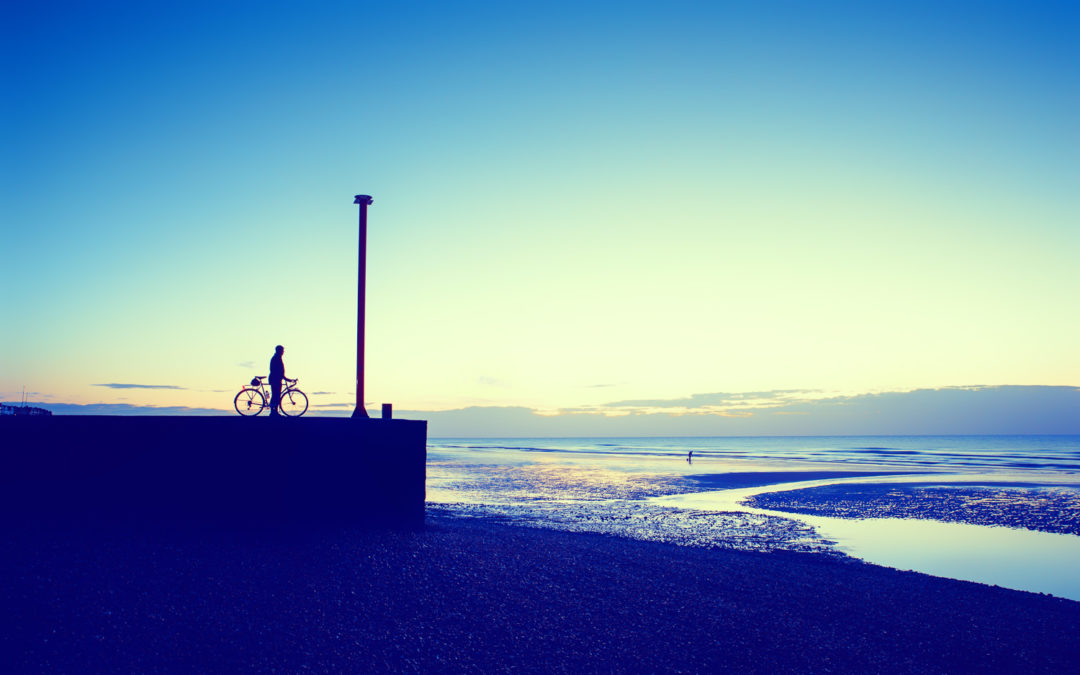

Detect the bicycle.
[{"left": 234, "top": 377, "right": 309, "bottom": 417}]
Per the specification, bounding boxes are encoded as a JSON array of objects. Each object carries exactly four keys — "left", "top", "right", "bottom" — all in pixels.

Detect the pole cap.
[{"left": 354, "top": 195, "right": 374, "bottom": 205}]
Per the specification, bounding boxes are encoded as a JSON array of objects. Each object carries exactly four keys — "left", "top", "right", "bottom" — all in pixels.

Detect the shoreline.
[
  {"left": 5, "top": 515, "right": 1080, "bottom": 672},
  {"left": 432, "top": 464, "right": 1080, "bottom": 601}
]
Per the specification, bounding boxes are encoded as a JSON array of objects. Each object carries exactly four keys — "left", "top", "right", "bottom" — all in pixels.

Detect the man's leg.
[{"left": 269, "top": 379, "right": 282, "bottom": 416}]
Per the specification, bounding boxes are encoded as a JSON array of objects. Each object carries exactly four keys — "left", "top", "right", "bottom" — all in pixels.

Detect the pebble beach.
[{"left": 5, "top": 515, "right": 1080, "bottom": 673}]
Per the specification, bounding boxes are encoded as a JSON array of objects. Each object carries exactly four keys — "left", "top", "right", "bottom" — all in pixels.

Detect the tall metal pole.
[{"left": 351, "top": 194, "right": 373, "bottom": 419}]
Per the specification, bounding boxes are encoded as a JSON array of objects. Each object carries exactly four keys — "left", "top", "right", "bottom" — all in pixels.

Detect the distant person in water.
[
  {"left": 269, "top": 345, "right": 285, "bottom": 417},
  {"left": 687, "top": 450, "right": 693, "bottom": 464}
]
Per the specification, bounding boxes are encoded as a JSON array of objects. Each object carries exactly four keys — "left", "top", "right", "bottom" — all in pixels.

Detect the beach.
[
  {"left": 7, "top": 434, "right": 1080, "bottom": 671},
  {"left": 428, "top": 436, "right": 1080, "bottom": 600},
  {"left": 5, "top": 516, "right": 1080, "bottom": 673}
]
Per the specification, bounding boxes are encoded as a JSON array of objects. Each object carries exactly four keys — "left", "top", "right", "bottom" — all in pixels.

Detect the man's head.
[{"left": 275, "top": 345, "right": 284, "bottom": 355}]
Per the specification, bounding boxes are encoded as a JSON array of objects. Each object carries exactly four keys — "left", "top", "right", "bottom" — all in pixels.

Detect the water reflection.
[
  {"left": 656, "top": 480, "right": 1080, "bottom": 601},
  {"left": 794, "top": 514, "right": 1080, "bottom": 601}
]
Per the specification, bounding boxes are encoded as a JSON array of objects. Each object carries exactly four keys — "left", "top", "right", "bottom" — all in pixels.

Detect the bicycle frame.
[
  {"left": 235, "top": 377, "right": 307, "bottom": 417},
  {"left": 251, "top": 377, "right": 297, "bottom": 402}
]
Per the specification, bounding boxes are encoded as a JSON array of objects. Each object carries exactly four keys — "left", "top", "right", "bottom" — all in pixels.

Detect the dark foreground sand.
[{"left": 4, "top": 515, "right": 1080, "bottom": 673}]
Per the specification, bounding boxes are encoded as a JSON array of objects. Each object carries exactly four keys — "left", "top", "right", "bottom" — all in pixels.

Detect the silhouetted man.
[{"left": 269, "top": 345, "right": 285, "bottom": 417}]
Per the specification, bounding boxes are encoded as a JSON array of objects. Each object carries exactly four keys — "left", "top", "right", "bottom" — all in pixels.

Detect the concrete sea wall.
[{"left": 0, "top": 416, "right": 427, "bottom": 527}]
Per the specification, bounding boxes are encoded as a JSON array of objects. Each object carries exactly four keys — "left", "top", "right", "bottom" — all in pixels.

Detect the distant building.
[{"left": 0, "top": 403, "right": 52, "bottom": 416}]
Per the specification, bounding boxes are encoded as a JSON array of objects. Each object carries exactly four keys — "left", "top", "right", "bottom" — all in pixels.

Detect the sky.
[{"left": 2, "top": 1, "right": 1078, "bottom": 430}]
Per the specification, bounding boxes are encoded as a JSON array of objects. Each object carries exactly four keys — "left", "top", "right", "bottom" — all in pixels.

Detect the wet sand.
[
  {"left": 5, "top": 515, "right": 1080, "bottom": 673},
  {"left": 746, "top": 483, "right": 1080, "bottom": 536},
  {"left": 684, "top": 471, "right": 921, "bottom": 490}
]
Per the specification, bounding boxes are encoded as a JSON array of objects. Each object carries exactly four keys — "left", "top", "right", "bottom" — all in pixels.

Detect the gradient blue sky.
[{"left": 2, "top": 1, "right": 1078, "bottom": 424}]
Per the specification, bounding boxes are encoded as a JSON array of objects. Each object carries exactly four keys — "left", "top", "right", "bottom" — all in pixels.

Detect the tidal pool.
[{"left": 656, "top": 478, "right": 1080, "bottom": 601}]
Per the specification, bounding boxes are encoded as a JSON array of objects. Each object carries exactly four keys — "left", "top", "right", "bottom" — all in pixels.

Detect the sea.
[{"left": 427, "top": 435, "right": 1080, "bottom": 601}]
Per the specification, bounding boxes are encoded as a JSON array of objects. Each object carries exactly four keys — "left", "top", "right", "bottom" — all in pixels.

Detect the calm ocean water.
[{"left": 429, "top": 435, "right": 1080, "bottom": 475}]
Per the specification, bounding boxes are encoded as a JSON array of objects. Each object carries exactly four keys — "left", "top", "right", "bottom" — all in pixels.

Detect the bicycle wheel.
[
  {"left": 279, "top": 388, "right": 308, "bottom": 417},
  {"left": 234, "top": 388, "right": 266, "bottom": 416}
]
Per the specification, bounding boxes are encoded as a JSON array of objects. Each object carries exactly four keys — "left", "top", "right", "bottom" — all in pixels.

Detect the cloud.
[
  {"left": 236, "top": 361, "right": 255, "bottom": 369},
  {"left": 93, "top": 383, "right": 186, "bottom": 390},
  {"left": 403, "top": 386, "right": 1080, "bottom": 437},
  {"left": 602, "top": 390, "right": 823, "bottom": 409},
  {"left": 584, "top": 390, "right": 834, "bottom": 416},
  {"left": 2, "top": 390, "right": 53, "bottom": 399},
  {"left": 311, "top": 391, "right": 336, "bottom": 395},
  {"left": 14, "top": 402, "right": 229, "bottom": 416}
]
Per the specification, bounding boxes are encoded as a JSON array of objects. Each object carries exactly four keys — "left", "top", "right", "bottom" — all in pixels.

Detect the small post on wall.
[{"left": 352, "top": 194, "right": 374, "bottom": 419}]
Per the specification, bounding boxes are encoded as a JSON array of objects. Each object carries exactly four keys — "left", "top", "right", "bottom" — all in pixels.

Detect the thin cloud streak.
[
  {"left": 587, "top": 390, "right": 833, "bottom": 416},
  {"left": 602, "top": 390, "right": 823, "bottom": 409},
  {"left": 25, "top": 402, "right": 227, "bottom": 416},
  {"left": 93, "top": 383, "right": 186, "bottom": 390}
]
